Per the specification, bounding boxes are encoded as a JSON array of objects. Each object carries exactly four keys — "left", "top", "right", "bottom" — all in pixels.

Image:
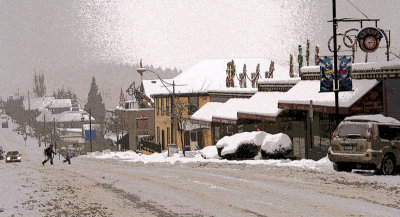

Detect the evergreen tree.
[
  {"left": 33, "top": 68, "right": 46, "bottom": 97},
  {"left": 84, "top": 76, "right": 105, "bottom": 123}
]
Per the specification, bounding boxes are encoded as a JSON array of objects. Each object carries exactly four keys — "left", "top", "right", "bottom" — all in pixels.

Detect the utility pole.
[
  {"left": 172, "top": 81, "right": 177, "bottom": 146},
  {"left": 332, "top": 0, "right": 340, "bottom": 127},
  {"left": 89, "top": 108, "right": 93, "bottom": 152},
  {"left": 44, "top": 114, "right": 47, "bottom": 147}
]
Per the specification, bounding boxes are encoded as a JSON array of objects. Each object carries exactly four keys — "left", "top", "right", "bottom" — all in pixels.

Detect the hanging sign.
[
  {"left": 320, "top": 56, "right": 333, "bottom": 92},
  {"left": 356, "top": 27, "right": 383, "bottom": 53}
]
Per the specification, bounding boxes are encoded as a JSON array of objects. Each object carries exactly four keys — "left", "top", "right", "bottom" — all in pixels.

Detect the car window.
[
  {"left": 378, "top": 125, "right": 400, "bottom": 141},
  {"left": 7, "top": 151, "right": 19, "bottom": 155},
  {"left": 336, "top": 122, "right": 370, "bottom": 139}
]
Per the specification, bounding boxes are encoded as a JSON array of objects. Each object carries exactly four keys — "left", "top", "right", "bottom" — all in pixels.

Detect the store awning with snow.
[{"left": 278, "top": 79, "right": 383, "bottom": 114}]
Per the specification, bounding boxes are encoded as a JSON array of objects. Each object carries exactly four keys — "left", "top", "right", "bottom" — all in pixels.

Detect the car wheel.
[
  {"left": 381, "top": 155, "right": 396, "bottom": 175},
  {"left": 333, "top": 162, "right": 352, "bottom": 172}
]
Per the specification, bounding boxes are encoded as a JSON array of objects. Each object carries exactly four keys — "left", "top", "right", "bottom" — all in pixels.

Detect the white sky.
[{"left": 0, "top": 0, "right": 399, "bottom": 104}]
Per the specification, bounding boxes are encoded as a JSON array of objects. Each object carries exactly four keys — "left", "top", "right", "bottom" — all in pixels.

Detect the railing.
[{"left": 139, "top": 135, "right": 162, "bottom": 153}]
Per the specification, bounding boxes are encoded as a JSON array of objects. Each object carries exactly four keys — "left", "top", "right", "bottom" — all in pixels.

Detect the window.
[
  {"left": 166, "top": 97, "right": 170, "bottom": 115},
  {"left": 188, "top": 96, "right": 199, "bottom": 115},
  {"left": 379, "top": 125, "right": 400, "bottom": 140},
  {"left": 191, "top": 131, "right": 197, "bottom": 142},
  {"left": 161, "top": 97, "right": 164, "bottom": 115},
  {"left": 167, "top": 127, "right": 170, "bottom": 144},
  {"left": 157, "top": 127, "right": 160, "bottom": 144},
  {"left": 156, "top": 98, "right": 159, "bottom": 116}
]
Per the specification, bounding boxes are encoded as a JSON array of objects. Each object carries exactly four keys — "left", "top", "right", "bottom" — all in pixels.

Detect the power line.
[{"left": 346, "top": 0, "right": 369, "bottom": 18}]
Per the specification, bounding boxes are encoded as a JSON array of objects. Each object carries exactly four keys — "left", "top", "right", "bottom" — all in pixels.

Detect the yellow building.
[{"left": 151, "top": 93, "right": 212, "bottom": 151}]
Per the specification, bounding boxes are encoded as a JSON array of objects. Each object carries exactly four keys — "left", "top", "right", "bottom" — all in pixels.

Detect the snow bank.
[
  {"left": 200, "top": 146, "right": 220, "bottom": 159},
  {"left": 84, "top": 149, "right": 335, "bottom": 172}
]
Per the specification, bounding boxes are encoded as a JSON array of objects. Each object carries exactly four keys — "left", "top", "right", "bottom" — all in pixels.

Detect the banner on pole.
[
  {"left": 320, "top": 56, "right": 352, "bottom": 92},
  {"left": 320, "top": 56, "right": 333, "bottom": 92},
  {"left": 338, "top": 56, "right": 352, "bottom": 91},
  {"left": 85, "top": 130, "right": 96, "bottom": 141}
]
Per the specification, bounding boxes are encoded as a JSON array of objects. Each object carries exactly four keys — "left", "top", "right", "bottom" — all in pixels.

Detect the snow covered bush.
[
  {"left": 261, "top": 133, "right": 292, "bottom": 159},
  {"left": 215, "top": 131, "right": 292, "bottom": 160},
  {"left": 216, "top": 132, "right": 266, "bottom": 160}
]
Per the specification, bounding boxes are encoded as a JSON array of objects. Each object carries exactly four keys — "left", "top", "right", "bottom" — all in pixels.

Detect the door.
[{"left": 198, "top": 131, "right": 203, "bottom": 149}]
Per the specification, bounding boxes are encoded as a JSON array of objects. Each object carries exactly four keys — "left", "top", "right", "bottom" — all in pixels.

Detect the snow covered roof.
[
  {"left": 301, "top": 61, "right": 400, "bottom": 73},
  {"left": 190, "top": 102, "right": 224, "bottom": 124},
  {"left": 278, "top": 79, "right": 379, "bottom": 108},
  {"left": 211, "top": 98, "right": 251, "bottom": 123},
  {"left": 23, "top": 97, "right": 55, "bottom": 111},
  {"left": 143, "top": 58, "right": 289, "bottom": 98},
  {"left": 207, "top": 87, "right": 258, "bottom": 94},
  {"left": 192, "top": 92, "right": 286, "bottom": 124},
  {"left": 258, "top": 77, "right": 301, "bottom": 85},
  {"left": 344, "top": 114, "right": 400, "bottom": 124},
  {"left": 191, "top": 98, "right": 250, "bottom": 125},
  {"left": 49, "top": 99, "right": 72, "bottom": 109},
  {"left": 36, "top": 109, "right": 94, "bottom": 123},
  {"left": 237, "top": 92, "right": 286, "bottom": 120}
]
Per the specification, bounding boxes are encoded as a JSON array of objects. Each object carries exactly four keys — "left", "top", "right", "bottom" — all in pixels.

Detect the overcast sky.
[{"left": 0, "top": 0, "right": 399, "bottom": 104}]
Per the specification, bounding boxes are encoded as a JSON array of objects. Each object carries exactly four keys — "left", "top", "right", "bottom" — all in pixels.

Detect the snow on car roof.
[{"left": 344, "top": 114, "right": 400, "bottom": 124}]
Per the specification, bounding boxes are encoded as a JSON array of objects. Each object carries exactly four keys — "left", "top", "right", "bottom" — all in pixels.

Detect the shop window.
[
  {"left": 191, "top": 131, "right": 197, "bottom": 142},
  {"left": 167, "top": 127, "right": 170, "bottom": 144},
  {"left": 166, "top": 97, "right": 170, "bottom": 115},
  {"left": 188, "top": 96, "right": 199, "bottom": 115},
  {"left": 161, "top": 98, "right": 164, "bottom": 115},
  {"left": 156, "top": 98, "right": 159, "bottom": 116}
]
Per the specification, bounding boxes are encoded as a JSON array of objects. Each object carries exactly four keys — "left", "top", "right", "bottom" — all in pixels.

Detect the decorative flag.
[
  {"left": 338, "top": 56, "right": 352, "bottom": 91},
  {"left": 320, "top": 56, "right": 333, "bottom": 92}
]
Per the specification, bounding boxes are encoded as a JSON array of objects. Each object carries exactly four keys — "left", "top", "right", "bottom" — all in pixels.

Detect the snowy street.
[{"left": 1, "top": 121, "right": 400, "bottom": 217}]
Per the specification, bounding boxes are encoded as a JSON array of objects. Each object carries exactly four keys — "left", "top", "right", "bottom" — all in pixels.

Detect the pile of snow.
[
  {"left": 200, "top": 146, "right": 220, "bottom": 159},
  {"left": 215, "top": 131, "right": 292, "bottom": 160},
  {"left": 84, "top": 148, "right": 334, "bottom": 172}
]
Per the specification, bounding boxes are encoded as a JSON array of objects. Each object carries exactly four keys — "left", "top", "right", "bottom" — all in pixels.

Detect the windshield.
[
  {"left": 335, "top": 122, "right": 370, "bottom": 139},
  {"left": 7, "top": 151, "right": 19, "bottom": 155}
]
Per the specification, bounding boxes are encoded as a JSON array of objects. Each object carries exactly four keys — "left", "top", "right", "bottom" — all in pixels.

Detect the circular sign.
[
  {"left": 356, "top": 27, "right": 383, "bottom": 53},
  {"left": 127, "top": 88, "right": 135, "bottom": 96}
]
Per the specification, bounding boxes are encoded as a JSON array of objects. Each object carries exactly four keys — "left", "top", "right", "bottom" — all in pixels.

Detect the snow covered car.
[
  {"left": 5, "top": 151, "right": 22, "bottom": 163},
  {"left": 328, "top": 114, "right": 400, "bottom": 175}
]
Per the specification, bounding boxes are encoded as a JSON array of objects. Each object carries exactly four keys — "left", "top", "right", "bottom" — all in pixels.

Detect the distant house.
[{"left": 48, "top": 99, "right": 72, "bottom": 114}]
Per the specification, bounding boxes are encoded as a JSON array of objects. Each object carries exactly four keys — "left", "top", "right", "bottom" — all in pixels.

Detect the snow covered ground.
[
  {"left": 86, "top": 148, "right": 334, "bottom": 173},
  {"left": 2, "top": 118, "right": 400, "bottom": 216}
]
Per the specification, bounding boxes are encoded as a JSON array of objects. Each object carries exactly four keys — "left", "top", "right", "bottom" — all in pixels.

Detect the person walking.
[
  {"left": 42, "top": 144, "right": 56, "bottom": 166},
  {"left": 63, "top": 148, "right": 71, "bottom": 164}
]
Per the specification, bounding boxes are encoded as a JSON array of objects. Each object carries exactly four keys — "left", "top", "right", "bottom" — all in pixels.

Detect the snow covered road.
[{"left": 1, "top": 121, "right": 400, "bottom": 216}]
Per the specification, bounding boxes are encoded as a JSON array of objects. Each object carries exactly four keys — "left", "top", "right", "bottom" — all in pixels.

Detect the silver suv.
[{"left": 328, "top": 114, "right": 400, "bottom": 175}]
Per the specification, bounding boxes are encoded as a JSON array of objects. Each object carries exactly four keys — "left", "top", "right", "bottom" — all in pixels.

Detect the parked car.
[
  {"left": 5, "top": 151, "right": 22, "bottom": 163},
  {"left": 328, "top": 114, "right": 400, "bottom": 175}
]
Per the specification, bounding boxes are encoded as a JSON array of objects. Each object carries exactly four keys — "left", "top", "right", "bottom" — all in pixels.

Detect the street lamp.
[
  {"left": 137, "top": 67, "right": 177, "bottom": 146},
  {"left": 81, "top": 109, "right": 93, "bottom": 152}
]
